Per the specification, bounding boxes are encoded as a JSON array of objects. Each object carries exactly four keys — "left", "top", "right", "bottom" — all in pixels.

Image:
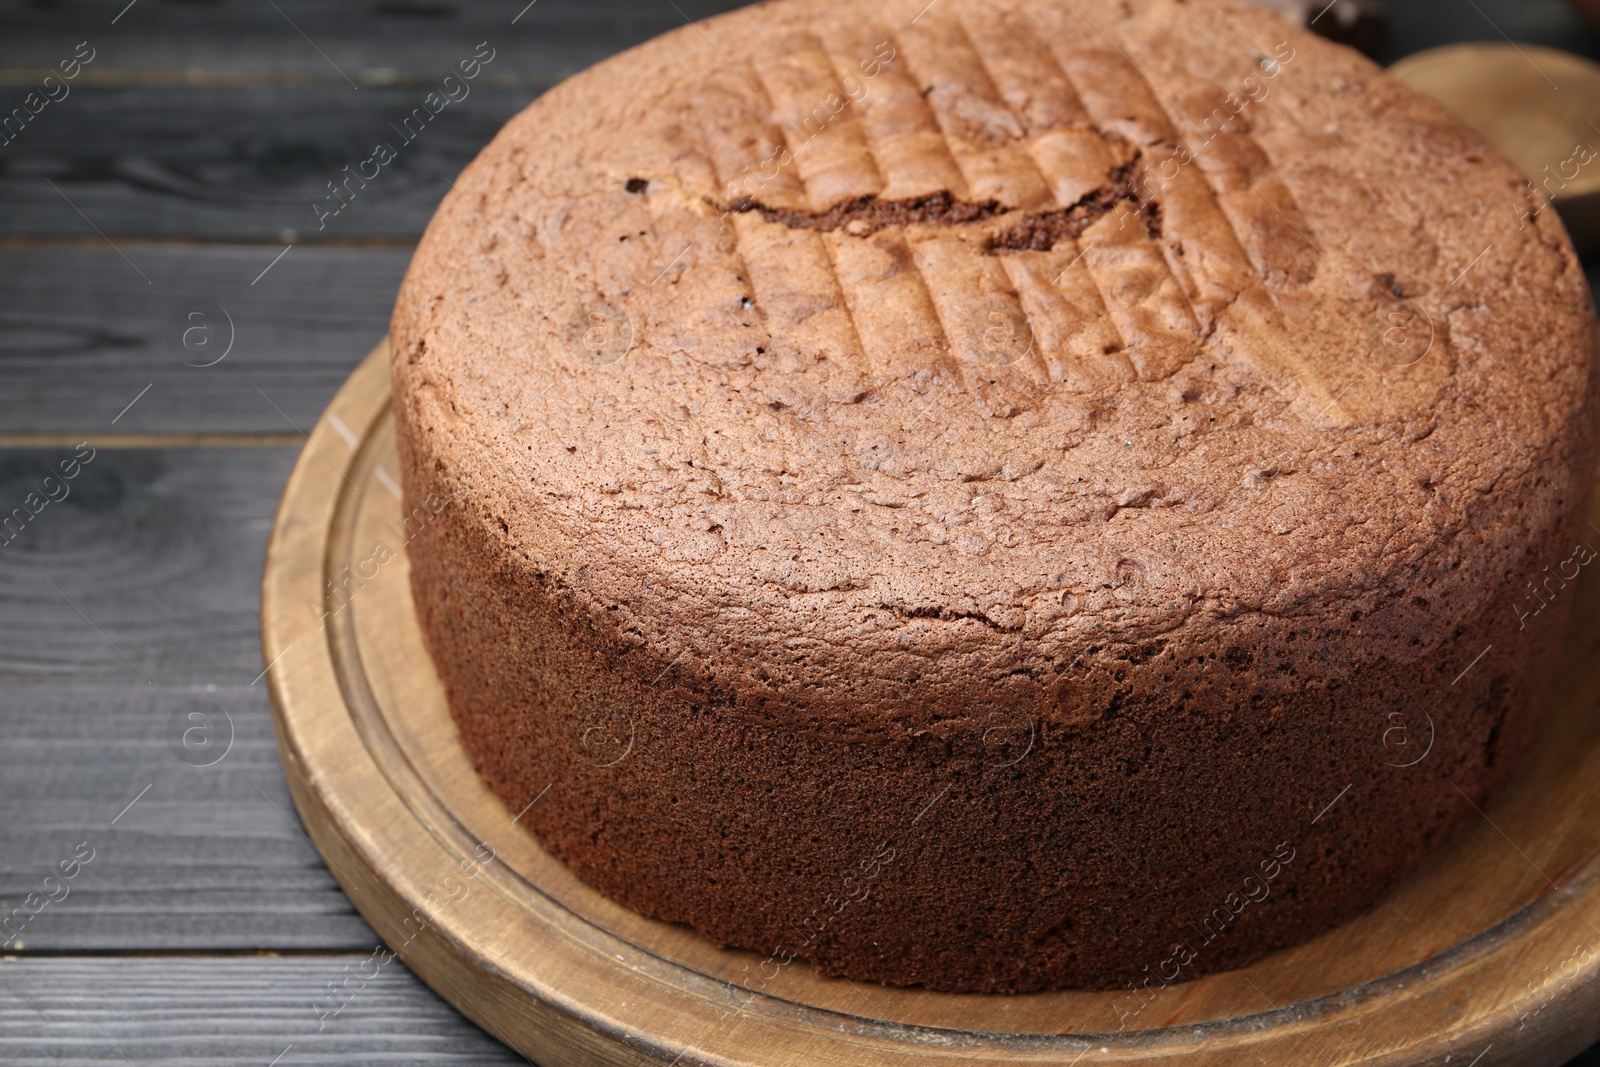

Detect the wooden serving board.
[{"left": 263, "top": 340, "right": 1600, "bottom": 1066}]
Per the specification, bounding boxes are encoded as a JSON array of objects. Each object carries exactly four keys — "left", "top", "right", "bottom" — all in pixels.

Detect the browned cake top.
[{"left": 393, "top": 0, "right": 1595, "bottom": 731}]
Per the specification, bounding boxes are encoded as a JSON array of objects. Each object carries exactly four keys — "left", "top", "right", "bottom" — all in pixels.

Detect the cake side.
[
  {"left": 391, "top": 0, "right": 1600, "bottom": 993},
  {"left": 398, "top": 419, "right": 1587, "bottom": 992}
]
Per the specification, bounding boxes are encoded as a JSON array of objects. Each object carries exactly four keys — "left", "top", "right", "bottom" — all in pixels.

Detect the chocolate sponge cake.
[{"left": 390, "top": 0, "right": 1599, "bottom": 993}]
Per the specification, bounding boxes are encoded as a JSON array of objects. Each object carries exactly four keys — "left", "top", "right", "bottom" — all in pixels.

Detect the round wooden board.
[
  {"left": 1389, "top": 43, "right": 1600, "bottom": 258},
  {"left": 264, "top": 340, "right": 1600, "bottom": 1066}
]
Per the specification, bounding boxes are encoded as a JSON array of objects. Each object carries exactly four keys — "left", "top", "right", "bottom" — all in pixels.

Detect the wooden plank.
[
  {"left": 0, "top": 0, "right": 747, "bottom": 80},
  {"left": 0, "top": 87, "right": 531, "bottom": 240},
  {"left": 0, "top": 447, "right": 293, "bottom": 682},
  {"left": 0, "top": 956, "right": 526, "bottom": 1064},
  {"left": 0, "top": 954, "right": 1597, "bottom": 1067},
  {"left": 0, "top": 681, "right": 377, "bottom": 952},
  {"left": 0, "top": 447, "right": 381, "bottom": 950},
  {"left": 0, "top": 246, "right": 407, "bottom": 435}
]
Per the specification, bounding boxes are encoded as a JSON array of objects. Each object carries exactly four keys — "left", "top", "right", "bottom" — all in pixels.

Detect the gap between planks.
[
  {"left": 0, "top": 236, "right": 420, "bottom": 251},
  {"left": 0, "top": 433, "right": 304, "bottom": 449},
  {"left": 0, "top": 67, "right": 563, "bottom": 89}
]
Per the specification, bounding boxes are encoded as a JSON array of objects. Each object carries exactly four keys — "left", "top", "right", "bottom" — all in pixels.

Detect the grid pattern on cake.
[{"left": 677, "top": 4, "right": 1352, "bottom": 418}]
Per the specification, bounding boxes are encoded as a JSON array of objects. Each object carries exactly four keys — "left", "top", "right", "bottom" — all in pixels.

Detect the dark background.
[{"left": 0, "top": 0, "right": 1596, "bottom": 1062}]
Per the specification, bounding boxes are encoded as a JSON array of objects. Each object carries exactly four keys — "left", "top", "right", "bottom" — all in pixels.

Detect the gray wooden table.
[{"left": 0, "top": 0, "right": 1597, "bottom": 1062}]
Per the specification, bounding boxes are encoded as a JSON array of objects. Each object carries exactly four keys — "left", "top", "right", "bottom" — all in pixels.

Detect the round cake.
[{"left": 390, "top": 0, "right": 1599, "bottom": 994}]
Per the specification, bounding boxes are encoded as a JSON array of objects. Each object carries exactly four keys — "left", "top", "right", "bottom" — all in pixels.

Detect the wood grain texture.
[
  {"left": 0, "top": 447, "right": 295, "bottom": 682},
  {"left": 0, "top": 682, "right": 376, "bottom": 952},
  {"left": 0, "top": 0, "right": 748, "bottom": 80},
  {"left": 16, "top": 951, "right": 1597, "bottom": 1067},
  {"left": 0, "top": 956, "right": 526, "bottom": 1065},
  {"left": 0, "top": 87, "right": 531, "bottom": 240},
  {"left": 0, "top": 447, "right": 378, "bottom": 950},
  {"left": 0, "top": 247, "right": 409, "bottom": 434}
]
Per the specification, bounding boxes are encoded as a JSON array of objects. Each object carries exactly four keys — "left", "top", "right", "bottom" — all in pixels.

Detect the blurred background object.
[{"left": 1249, "top": 0, "right": 1389, "bottom": 57}]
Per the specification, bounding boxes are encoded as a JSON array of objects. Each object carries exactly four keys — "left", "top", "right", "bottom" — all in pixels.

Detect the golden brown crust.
[{"left": 392, "top": 0, "right": 1600, "bottom": 992}]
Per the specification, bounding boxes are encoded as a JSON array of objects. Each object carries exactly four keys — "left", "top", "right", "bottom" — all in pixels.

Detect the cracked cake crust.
[
  {"left": 715, "top": 153, "right": 1159, "bottom": 250},
  {"left": 392, "top": 0, "right": 1599, "bottom": 992}
]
